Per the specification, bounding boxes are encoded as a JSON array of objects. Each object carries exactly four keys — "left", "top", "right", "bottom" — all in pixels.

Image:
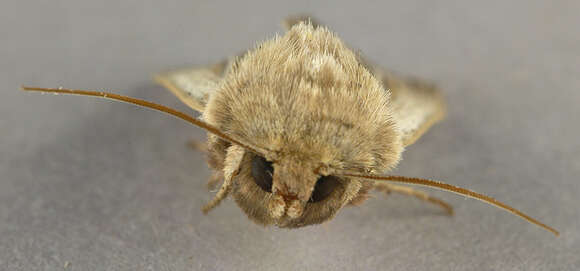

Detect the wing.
[
  {"left": 379, "top": 71, "right": 446, "bottom": 146},
  {"left": 284, "top": 15, "right": 445, "bottom": 146},
  {"left": 154, "top": 61, "right": 228, "bottom": 112}
]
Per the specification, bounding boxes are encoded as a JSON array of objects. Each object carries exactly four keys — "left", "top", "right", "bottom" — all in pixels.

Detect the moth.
[{"left": 22, "top": 16, "right": 558, "bottom": 235}]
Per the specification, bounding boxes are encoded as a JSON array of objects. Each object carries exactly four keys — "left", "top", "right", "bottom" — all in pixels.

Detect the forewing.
[
  {"left": 380, "top": 71, "right": 446, "bottom": 146},
  {"left": 154, "top": 61, "right": 227, "bottom": 112}
]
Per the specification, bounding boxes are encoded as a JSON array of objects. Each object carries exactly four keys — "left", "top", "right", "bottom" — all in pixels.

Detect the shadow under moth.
[{"left": 22, "top": 16, "right": 558, "bottom": 235}]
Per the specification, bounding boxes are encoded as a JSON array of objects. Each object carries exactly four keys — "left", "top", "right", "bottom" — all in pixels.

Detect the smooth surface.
[{"left": 1, "top": 1, "right": 579, "bottom": 270}]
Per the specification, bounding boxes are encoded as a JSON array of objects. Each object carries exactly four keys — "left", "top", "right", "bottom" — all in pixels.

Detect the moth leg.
[
  {"left": 206, "top": 171, "right": 223, "bottom": 190},
  {"left": 374, "top": 183, "right": 454, "bottom": 215},
  {"left": 187, "top": 139, "right": 208, "bottom": 153},
  {"left": 189, "top": 139, "right": 220, "bottom": 189},
  {"left": 202, "top": 145, "right": 245, "bottom": 214}
]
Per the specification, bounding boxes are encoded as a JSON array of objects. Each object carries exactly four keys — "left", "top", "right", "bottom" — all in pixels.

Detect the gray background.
[{"left": 1, "top": 1, "right": 579, "bottom": 270}]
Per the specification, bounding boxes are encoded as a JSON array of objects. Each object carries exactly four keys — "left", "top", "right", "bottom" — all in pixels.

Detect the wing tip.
[
  {"left": 152, "top": 72, "right": 206, "bottom": 112},
  {"left": 401, "top": 86, "right": 447, "bottom": 147}
]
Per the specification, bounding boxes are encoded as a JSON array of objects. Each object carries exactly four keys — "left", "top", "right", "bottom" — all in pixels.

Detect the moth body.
[
  {"left": 202, "top": 23, "right": 402, "bottom": 227},
  {"left": 23, "top": 17, "right": 558, "bottom": 235}
]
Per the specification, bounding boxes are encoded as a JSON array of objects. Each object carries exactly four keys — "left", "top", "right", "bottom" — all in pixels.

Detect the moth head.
[
  {"left": 229, "top": 150, "right": 365, "bottom": 228},
  {"left": 203, "top": 81, "right": 402, "bottom": 227}
]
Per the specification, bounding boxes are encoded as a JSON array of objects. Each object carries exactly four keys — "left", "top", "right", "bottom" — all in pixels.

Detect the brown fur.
[{"left": 200, "top": 22, "right": 402, "bottom": 227}]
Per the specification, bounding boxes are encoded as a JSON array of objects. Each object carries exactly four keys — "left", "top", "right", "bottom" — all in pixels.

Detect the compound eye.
[
  {"left": 309, "top": 175, "right": 341, "bottom": 203},
  {"left": 251, "top": 155, "right": 273, "bottom": 192}
]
